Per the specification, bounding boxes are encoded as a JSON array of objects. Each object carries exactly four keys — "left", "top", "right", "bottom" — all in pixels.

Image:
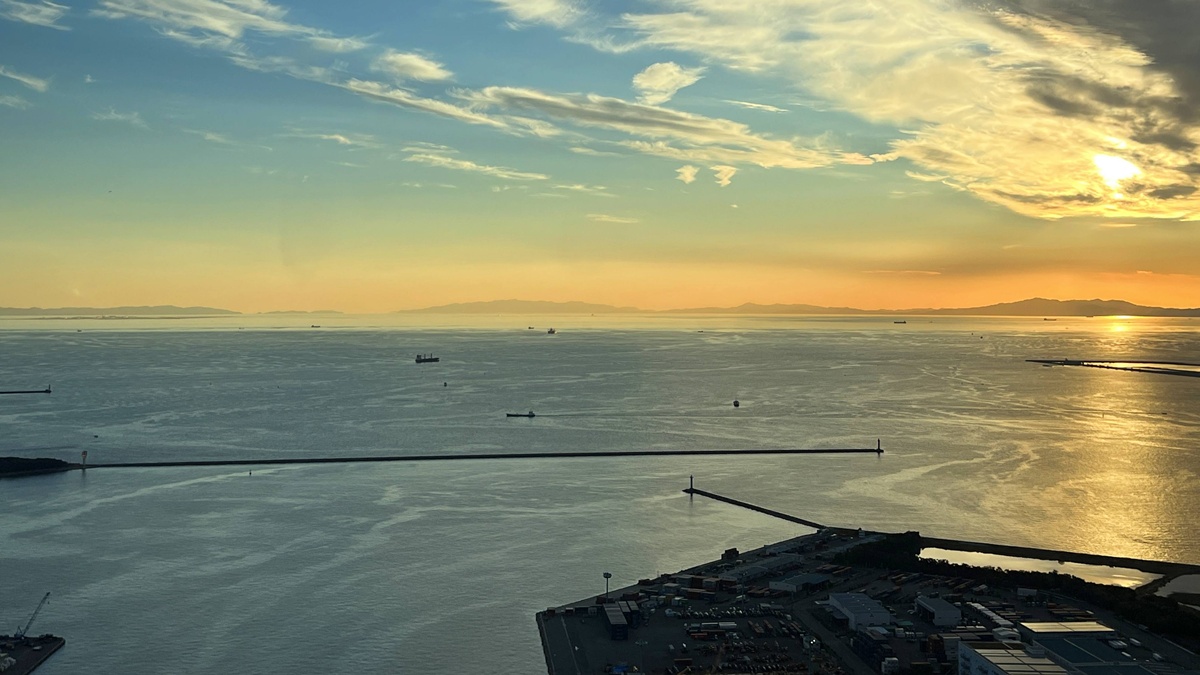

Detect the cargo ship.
[{"left": 415, "top": 354, "right": 440, "bottom": 363}]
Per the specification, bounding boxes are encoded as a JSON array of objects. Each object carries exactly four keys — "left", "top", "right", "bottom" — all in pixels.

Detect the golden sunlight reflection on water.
[{"left": 919, "top": 548, "right": 1160, "bottom": 588}]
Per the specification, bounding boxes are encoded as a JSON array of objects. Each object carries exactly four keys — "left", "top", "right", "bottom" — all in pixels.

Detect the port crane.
[{"left": 15, "top": 592, "right": 50, "bottom": 639}]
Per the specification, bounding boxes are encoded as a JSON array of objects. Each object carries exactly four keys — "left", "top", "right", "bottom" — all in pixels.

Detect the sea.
[{"left": 1, "top": 314, "right": 1198, "bottom": 673}]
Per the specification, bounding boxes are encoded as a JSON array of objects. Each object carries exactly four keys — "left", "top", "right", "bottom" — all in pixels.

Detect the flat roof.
[
  {"left": 971, "top": 648, "right": 1069, "bottom": 675},
  {"left": 917, "top": 596, "right": 960, "bottom": 613},
  {"left": 1038, "top": 638, "right": 1132, "bottom": 665},
  {"left": 1020, "top": 621, "right": 1115, "bottom": 635},
  {"left": 830, "top": 593, "right": 891, "bottom": 617}
]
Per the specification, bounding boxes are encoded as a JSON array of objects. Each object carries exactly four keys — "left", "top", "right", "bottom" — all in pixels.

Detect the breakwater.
[
  {"left": 66, "top": 446, "right": 884, "bottom": 472},
  {"left": 686, "top": 487, "right": 1200, "bottom": 577},
  {"left": 683, "top": 487, "right": 826, "bottom": 529},
  {"left": 1028, "top": 359, "right": 1200, "bottom": 378}
]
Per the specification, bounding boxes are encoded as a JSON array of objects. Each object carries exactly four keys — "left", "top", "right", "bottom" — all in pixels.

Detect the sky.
[{"left": 1, "top": 0, "right": 1199, "bottom": 312}]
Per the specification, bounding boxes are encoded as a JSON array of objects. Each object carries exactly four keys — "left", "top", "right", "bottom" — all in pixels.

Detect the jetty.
[
  {"left": 80, "top": 446, "right": 884, "bottom": 470},
  {"left": 684, "top": 485, "right": 1200, "bottom": 577},
  {"left": 1028, "top": 359, "right": 1200, "bottom": 378},
  {"left": 2, "top": 445, "right": 884, "bottom": 478},
  {"left": 684, "top": 486, "right": 826, "bottom": 529}
]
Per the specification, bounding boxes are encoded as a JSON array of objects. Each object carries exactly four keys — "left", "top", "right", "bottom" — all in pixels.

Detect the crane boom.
[{"left": 16, "top": 592, "right": 50, "bottom": 639}]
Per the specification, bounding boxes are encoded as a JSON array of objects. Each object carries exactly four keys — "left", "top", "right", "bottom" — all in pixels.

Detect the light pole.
[
  {"left": 603, "top": 571, "right": 612, "bottom": 602},
  {"left": 636, "top": 639, "right": 648, "bottom": 673}
]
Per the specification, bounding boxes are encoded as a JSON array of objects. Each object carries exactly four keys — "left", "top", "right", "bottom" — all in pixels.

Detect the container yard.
[{"left": 536, "top": 530, "right": 1200, "bottom": 675}]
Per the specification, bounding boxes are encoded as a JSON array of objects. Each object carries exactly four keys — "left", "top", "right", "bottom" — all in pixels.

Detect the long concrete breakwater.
[
  {"left": 920, "top": 536, "right": 1200, "bottom": 577},
  {"left": 686, "top": 487, "right": 1200, "bottom": 577},
  {"left": 65, "top": 446, "right": 882, "bottom": 472},
  {"left": 683, "top": 487, "right": 827, "bottom": 529},
  {"left": 1028, "top": 359, "right": 1200, "bottom": 378}
]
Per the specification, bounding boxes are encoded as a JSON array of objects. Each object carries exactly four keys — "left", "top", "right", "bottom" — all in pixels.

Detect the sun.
[{"left": 1093, "top": 154, "right": 1141, "bottom": 193}]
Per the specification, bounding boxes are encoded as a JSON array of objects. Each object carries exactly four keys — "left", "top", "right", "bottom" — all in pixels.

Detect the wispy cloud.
[
  {"left": 372, "top": 50, "right": 453, "bottom": 82},
  {"left": 0, "top": 94, "right": 31, "bottom": 108},
  {"left": 0, "top": 64, "right": 49, "bottom": 92},
  {"left": 610, "top": 1, "right": 1200, "bottom": 220},
  {"left": 587, "top": 213, "right": 639, "bottom": 223},
  {"left": 488, "top": 0, "right": 581, "bottom": 29},
  {"left": 632, "top": 62, "right": 704, "bottom": 105},
  {"left": 1, "top": 0, "right": 68, "bottom": 29},
  {"left": 569, "top": 146, "right": 620, "bottom": 157},
  {"left": 286, "top": 129, "right": 378, "bottom": 148},
  {"left": 725, "top": 100, "right": 787, "bottom": 113},
  {"left": 92, "top": 108, "right": 147, "bottom": 128},
  {"left": 307, "top": 35, "right": 369, "bottom": 53},
  {"left": 185, "top": 128, "right": 233, "bottom": 144},
  {"left": 676, "top": 165, "right": 698, "bottom": 184},
  {"left": 463, "top": 86, "right": 870, "bottom": 170},
  {"left": 404, "top": 149, "right": 548, "bottom": 181},
  {"left": 341, "top": 78, "right": 509, "bottom": 130},
  {"left": 554, "top": 184, "right": 613, "bottom": 197},
  {"left": 93, "top": 0, "right": 353, "bottom": 45},
  {"left": 711, "top": 165, "right": 737, "bottom": 187}
]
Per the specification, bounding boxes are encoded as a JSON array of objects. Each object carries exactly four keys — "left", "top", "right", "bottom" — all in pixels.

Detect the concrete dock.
[{"left": 0, "top": 635, "right": 65, "bottom": 675}]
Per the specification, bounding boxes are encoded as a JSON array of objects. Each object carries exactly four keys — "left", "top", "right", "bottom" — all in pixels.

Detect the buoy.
[
  {"left": 733, "top": 400, "right": 740, "bottom": 408},
  {"left": 443, "top": 382, "right": 447, "bottom": 387}
]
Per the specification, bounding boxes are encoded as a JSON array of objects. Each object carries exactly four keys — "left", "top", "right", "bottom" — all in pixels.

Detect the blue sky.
[{"left": 2, "top": 0, "right": 1198, "bottom": 311}]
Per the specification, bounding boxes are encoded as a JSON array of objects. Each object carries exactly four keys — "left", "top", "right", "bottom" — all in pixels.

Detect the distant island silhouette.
[
  {"left": 2, "top": 298, "right": 1197, "bottom": 317},
  {"left": 402, "top": 297, "right": 1200, "bottom": 317},
  {"left": 0, "top": 305, "right": 238, "bottom": 317}
]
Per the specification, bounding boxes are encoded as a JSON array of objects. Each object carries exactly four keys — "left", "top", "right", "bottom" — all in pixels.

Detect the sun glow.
[{"left": 1093, "top": 154, "right": 1142, "bottom": 191}]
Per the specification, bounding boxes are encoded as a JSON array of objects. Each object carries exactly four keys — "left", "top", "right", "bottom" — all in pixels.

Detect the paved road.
[
  {"left": 793, "top": 606, "right": 878, "bottom": 675},
  {"left": 539, "top": 613, "right": 585, "bottom": 675}
]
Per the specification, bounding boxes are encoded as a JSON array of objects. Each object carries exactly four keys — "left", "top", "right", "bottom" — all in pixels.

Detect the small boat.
[
  {"left": 894, "top": 320, "right": 907, "bottom": 324},
  {"left": 528, "top": 326, "right": 535, "bottom": 330},
  {"left": 311, "top": 324, "right": 321, "bottom": 328},
  {"left": 546, "top": 328, "right": 556, "bottom": 334},
  {"left": 506, "top": 410, "right": 536, "bottom": 418},
  {"left": 415, "top": 353, "right": 440, "bottom": 363}
]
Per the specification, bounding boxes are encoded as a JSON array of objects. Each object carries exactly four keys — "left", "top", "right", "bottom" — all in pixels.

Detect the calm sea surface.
[{"left": 2, "top": 314, "right": 1198, "bottom": 673}]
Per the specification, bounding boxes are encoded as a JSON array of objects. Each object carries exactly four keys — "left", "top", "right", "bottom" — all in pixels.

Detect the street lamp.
[
  {"left": 636, "top": 639, "right": 649, "bottom": 672},
  {"left": 603, "top": 571, "right": 612, "bottom": 602}
]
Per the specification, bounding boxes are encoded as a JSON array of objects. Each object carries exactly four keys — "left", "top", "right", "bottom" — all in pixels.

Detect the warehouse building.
[
  {"left": 770, "top": 573, "right": 832, "bottom": 594},
  {"left": 829, "top": 593, "right": 893, "bottom": 630},
  {"left": 916, "top": 596, "right": 962, "bottom": 627},
  {"left": 1018, "top": 622, "right": 1118, "bottom": 643},
  {"left": 960, "top": 643, "right": 1067, "bottom": 675}
]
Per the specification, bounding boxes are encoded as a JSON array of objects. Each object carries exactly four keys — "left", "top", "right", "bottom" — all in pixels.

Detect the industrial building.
[
  {"left": 1018, "top": 622, "right": 1118, "bottom": 643},
  {"left": 828, "top": 593, "right": 893, "bottom": 630},
  {"left": 719, "top": 553, "right": 801, "bottom": 584},
  {"left": 769, "top": 573, "right": 832, "bottom": 594},
  {"left": 959, "top": 643, "right": 1069, "bottom": 675},
  {"left": 1035, "top": 638, "right": 1160, "bottom": 675},
  {"left": 915, "top": 596, "right": 962, "bottom": 627}
]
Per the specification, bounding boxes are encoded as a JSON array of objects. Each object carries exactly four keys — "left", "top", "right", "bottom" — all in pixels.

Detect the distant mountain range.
[
  {"left": 2, "top": 298, "right": 1196, "bottom": 317},
  {"left": 398, "top": 300, "right": 641, "bottom": 314},
  {"left": 406, "top": 298, "right": 1200, "bottom": 317},
  {"left": 0, "top": 305, "right": 238, "bottom": 316}
]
